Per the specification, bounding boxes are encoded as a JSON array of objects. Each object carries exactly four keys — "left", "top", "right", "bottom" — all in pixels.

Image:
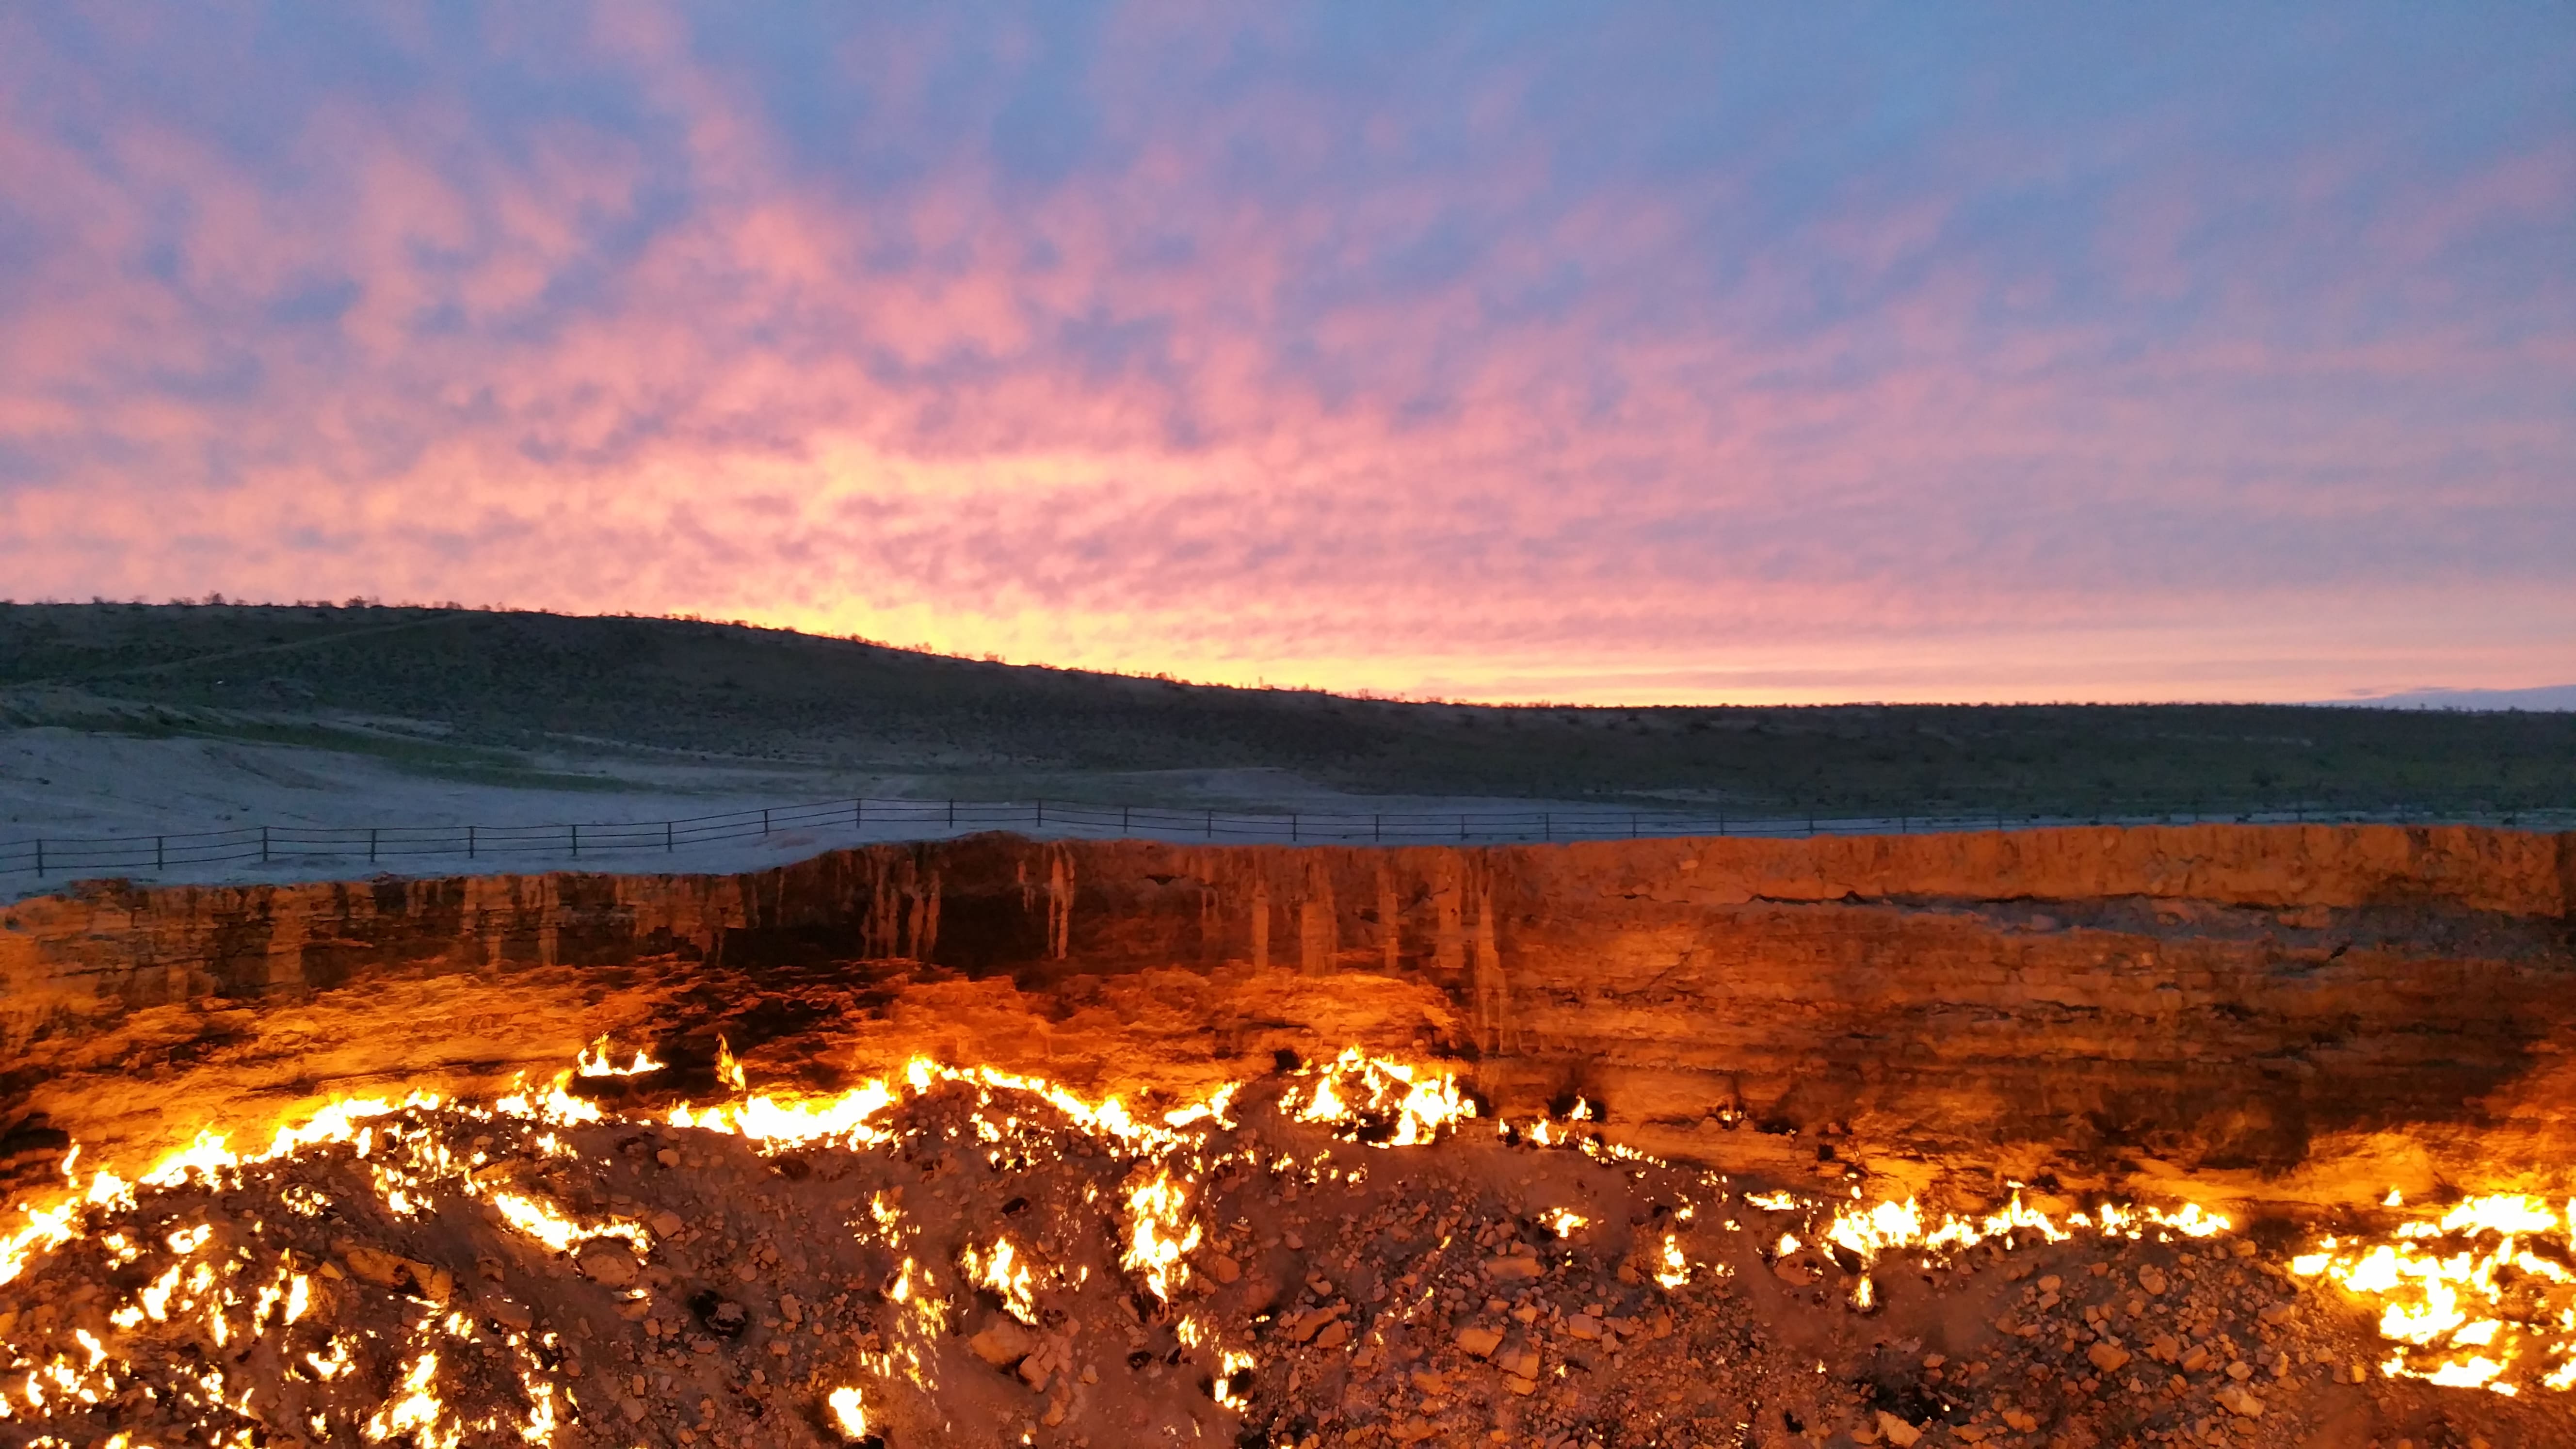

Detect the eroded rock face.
[{"left": 3, "top": 825, "right": 2570, "bottom": 1215}]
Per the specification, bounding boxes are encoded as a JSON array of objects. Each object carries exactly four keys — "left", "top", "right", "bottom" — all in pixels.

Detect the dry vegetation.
[{"left": 2, "top": 602, "right": 2569, "bottom": 819}]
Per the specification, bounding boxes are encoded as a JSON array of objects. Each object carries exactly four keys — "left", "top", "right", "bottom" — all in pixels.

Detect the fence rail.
[{"left": 2, "top": 796, "right": 2570, "bottom": 880}]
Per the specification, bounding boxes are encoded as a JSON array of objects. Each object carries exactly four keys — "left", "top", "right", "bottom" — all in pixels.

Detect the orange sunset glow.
[{"left": 0, "top": 5, "right": 2568, "bottom": 703}]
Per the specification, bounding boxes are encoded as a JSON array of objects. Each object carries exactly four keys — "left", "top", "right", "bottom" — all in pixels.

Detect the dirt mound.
[{"left": 3, "top": 1055, "right": 2564, "bottom": 1447}]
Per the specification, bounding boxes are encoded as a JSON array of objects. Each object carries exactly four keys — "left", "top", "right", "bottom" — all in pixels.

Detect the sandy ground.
[
  {"left": 11, "top": 727, "right": 2572, "bottom": 904},
  {"left": 0, "top": 729, "right": 1679, "bottom": 901},
  {"left": 2, "top": 1051, "right": 2562, "bottom": 1448}
]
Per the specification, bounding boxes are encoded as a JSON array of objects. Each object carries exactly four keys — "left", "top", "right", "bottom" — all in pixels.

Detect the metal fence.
[{"left": 3, "top": 796, "right": 2570, "bottom": 881}]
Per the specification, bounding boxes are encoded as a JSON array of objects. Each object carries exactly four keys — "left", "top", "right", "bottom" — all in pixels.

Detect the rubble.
[{"left": 0, "top": 1046, "right": 2569, "bottom": 1448}]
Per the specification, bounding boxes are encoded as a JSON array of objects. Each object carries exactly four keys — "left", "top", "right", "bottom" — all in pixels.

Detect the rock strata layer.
[{"left": 3, "top": 825, "right": 2570, "bottom": 1216}]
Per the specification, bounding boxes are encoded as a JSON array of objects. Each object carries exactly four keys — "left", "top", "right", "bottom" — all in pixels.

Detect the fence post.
[
  {"left": 761, "top": 809, "right": 770, "bottom": 837},
  {"left": 855, "top": 799, "right": 864, "bottom": 830},
  {"left": 1718, "top": 805, "right": 1726, "bottom": 836},
  {"left": 370, "top": 827, "right": 379, "bottom": 865},
  {"left": 1035, "top": 800, "right": 1045, "bottom": 829},
  {"left": 1205, "top": 810, "right": 1213, "bottom": 839},
  {"left": 666, "top": 821, "right": 675, "bottom": 853},
  {"left": 1122, "top": 805, "right": 1130, "bottom": 833},
  {"left": 949, "top": 799, "right": 956, "bottom": 829},
  {"left": 1459, "top": 814, "right": 1467, "bottom": 841},
  {"left": 1373, "top": 813, "right": 1382, "bottom": 843},
  {"left": 157, "top": 835, "right": 165, "bottom": 871},
  {"left": 570, "top": 824, "right": 580, "bottom": 858},
  {"left": 261, "top": 825, "right": 270, "bottom": 865},
  {"left": 32, "top": 839, "right": 41, "bottom": 877},
  {"left": 1543, "top": 812, "right": 1551, "bottom": 842},
  {"left": 468, "top": 825, "right": 476, "bottom": 860},
  {"left": 1629, "top": 813, "right": 1637, "bottom": 839}
]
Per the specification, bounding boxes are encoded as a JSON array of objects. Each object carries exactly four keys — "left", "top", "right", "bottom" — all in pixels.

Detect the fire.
[
  {"left": 1123, "top": 1168, "right": 1203, "bottom": 1302},
  {"left": 1283, "top": 1048, "right": 1478, "bottom": 1147},
  {"left": 962, "top": 1236, "right": 1040, "bottom": 1323},
  {"left": 2291, "top": 1194, "right": 2576, "bottom": 1396},
  {"left": 11, "top": 1030, "right": 2567, "bottom": 1445},
  {"left": 1213, "top": 1347, "right": 1257, "bottom": 1411},
  {"left": 1814, "top": 1192, "right": 2225, "bottom": 1267},
  {"left": 828, "top": 1383, "right": 870, "bottom": 1437},
  {"left": 1654, "top": 1233, "right": 1690, "bottom": 1289},
  {"left": 575, "top": 1034, "right": 664, "bottom": 1078}
]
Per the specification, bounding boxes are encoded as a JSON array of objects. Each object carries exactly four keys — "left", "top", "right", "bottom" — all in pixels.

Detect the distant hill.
[
  {"left": 4, "top": 601, "right": 2572, "bottom": 818},
  {"left": 2321, "top": 684, "right": 2576, "bottom": 713}
]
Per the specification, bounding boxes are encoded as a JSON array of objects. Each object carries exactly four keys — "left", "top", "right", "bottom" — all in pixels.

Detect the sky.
[{"left": 1, "top": 4, "right": 2570, "bottom": 705}]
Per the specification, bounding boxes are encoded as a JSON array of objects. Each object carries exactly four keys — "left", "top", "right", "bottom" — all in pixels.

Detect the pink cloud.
[{"left": 0, "top": 4, "right": 2568, "bottom": 703}]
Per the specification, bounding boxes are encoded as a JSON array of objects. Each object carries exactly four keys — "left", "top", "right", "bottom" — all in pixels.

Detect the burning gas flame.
[
  {"left": 575, "top": 1035, "right": 664, "bottom": 1078},
  {"left": 827, "top": 1384, "right": 870, "bottom": 1437},
  {"left": 2291, "top": 1194, "right": 2576, "bottom": 1396},
  {"left": 1123, "top": 1169, "right": 1204, "bottom": 1302},
  {"left": 1283, "top": 1048, "right": 1477, "bottom": 1147},
  {"left": 1213, "top": 1348, "right": 1257, "bottom": 1411},
  {"left": 962, "top": 1236, "right": 1040, "bottom": 1324}
]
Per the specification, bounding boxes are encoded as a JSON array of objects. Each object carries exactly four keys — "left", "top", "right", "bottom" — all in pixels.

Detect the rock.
[
  {"left": 2037, "top": 1274, "right": 2061, "bottom": 1292},
  {"left": 1504, "top": 1373, "right": 1539, "bottom": 1395},
  {"left": 1875, "top": 1411, "right": 1923, "bottom": 1446},
  {"left": 1564, "top": 1313, "right": 1601, "bottom": 1340},
  {"left": 2179, "top": 1345, "right": 2209, "bottom": 1372},
  {"left": 1501, "top": 1348, "right": 1542, "bottom": 1378},
  {"left": 2256, "top": 1302, "right": 2292, "bottom": 1324},
  {"left": 1408, "top": 1370, "right": 1448, "bottom": 1394},
  {"left": 1774, "top": 1258, "right": 1817, "bottom": 1287},
  {"left": 1487, "top": 1255, "right": 1542, "bottom": 1281},
  {"left": 1454, "top": 1325, "right": 1504, "bottom": 1358},
  {"left": 2137, "top": 1266, "right": 2169, "bottom": 1296},
  {"left": 483, "top": 1293, "right": 535, "bottom": 1331},
  {"left": 1207, "top": 1253, "right": 1241, "bottom": 1284},
  {"left": 1282, "top": 1304, "right": 1346, "bottom": 1344},
  {"left": 2225, "top": 1360, "right": 2252, "bottom": 1380},
  {"left": 649, "top": 1210, "right": 685, "bottom": 1237},
  {"left": 577, "top": 1243, "right": 641, "bottom": 1288},
  {"left": 2002, "top": 1409, "right": 2038, "bottom": 1431},
  {"left": 2149, "top": 1333, "right": 2180, "bottom": 1362},
  {"left": 1312, "top": 1320, "right": 1350, "bottom": 1350},
  {"left": 2215, "top": 1385, "right": 2263, "bottom": 1418},
  {"left": 656, "top": 1148, "right": 681, "bottom": 1168},
  {"left": 2085, "top": 1343, "right": 2131, "bottom": 1374},
  {"left": 339, "top": 1244, "right": 453, "bottom": 1304},
  {"left": 970, "top": 1318, "right": 1034, "bottom": 1368}
]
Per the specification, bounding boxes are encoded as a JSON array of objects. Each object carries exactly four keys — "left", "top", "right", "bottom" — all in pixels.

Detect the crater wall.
[{"left": 5, "top": 825, "right": 2570, "bottom": 1218}]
